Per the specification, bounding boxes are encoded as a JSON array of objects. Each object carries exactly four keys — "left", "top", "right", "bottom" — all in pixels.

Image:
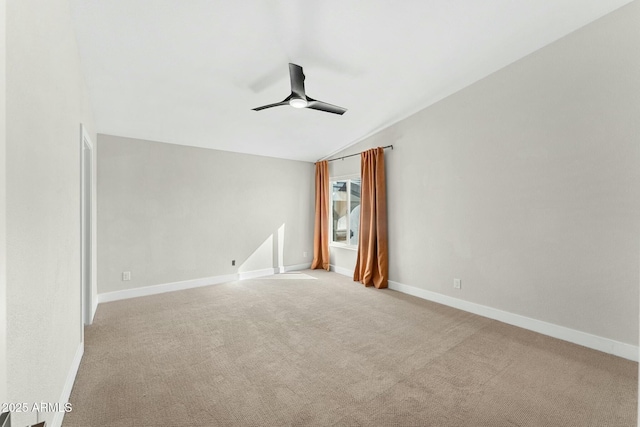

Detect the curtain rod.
[{"left": 320, "top": 145, "right": 394, "bottom": 164}]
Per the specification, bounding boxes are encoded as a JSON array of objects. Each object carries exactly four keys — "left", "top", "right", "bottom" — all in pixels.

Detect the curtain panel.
[
  {"left": 311, "top": 160, "right": 330, "bottom": 270},
  {"left": 353, "top": 147, "right": 389, "bottom": 288}
]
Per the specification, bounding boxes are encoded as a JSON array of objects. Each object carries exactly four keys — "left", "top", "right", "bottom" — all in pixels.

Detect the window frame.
[{"left": 329, "top": 175, "right": 361, "bottom": 250}]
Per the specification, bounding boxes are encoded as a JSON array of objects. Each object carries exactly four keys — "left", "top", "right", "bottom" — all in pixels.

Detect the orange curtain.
[
  {"left": 311, "top": 160, "right": 330, "bottom": 270},
  {"left": 353, "top": 147, "right": 388, "bottom": 288}
]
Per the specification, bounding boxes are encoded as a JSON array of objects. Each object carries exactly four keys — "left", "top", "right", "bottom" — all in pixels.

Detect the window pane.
[
  {"left": 350, "top": 180, "right": 361, "bottom": 245},
  {"left": 332, "top": 181, "right": 347, "bottom": 243}
]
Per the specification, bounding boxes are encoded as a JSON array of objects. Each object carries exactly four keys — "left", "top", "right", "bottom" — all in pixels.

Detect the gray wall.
[
  {"left": 6, "top": 0, "right": 96, "bottom": 425},
  {"left": 97, "top": 135, "right": 314, "bottom": 294},
  {"left": 329, "top": 1, "right": 640, "bottom": 346}
]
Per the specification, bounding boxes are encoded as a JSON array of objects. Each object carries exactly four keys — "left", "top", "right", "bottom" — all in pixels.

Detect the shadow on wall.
[{"left": 238, "top": 223, "right": 287, "bottom": 276}]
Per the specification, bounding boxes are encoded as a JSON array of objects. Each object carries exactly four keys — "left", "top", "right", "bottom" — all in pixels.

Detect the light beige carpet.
[{"left": 64, "top": 270, "right": 637, "bottom": 426}]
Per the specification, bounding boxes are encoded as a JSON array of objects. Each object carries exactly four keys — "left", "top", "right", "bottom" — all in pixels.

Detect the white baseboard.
[
  {"left": 51, "top": 341, "right": 84, "bottom": 427},
  {"left": 90, "top": 298, "right": 98, "bottom": 323},
  {"left": 283, "top": 262, "right": 312, "bottom": 272},
  {"left": 388, "top": 280, "right": 638, "bottom": 362},
  {"left": 97, "top": 264, "right": 313, "bottom": 305},
  {"left": 329, "top": 265, "right": 353, "bottom": 277},
  {"left": 328, "top": 266, "right": 637, "bottom": 361},
  {"left": 238, "top": 268, "right": 276, "bottom": 280},
  {"left": 98, "top": 273, "right": 238, "bottom": 304}
]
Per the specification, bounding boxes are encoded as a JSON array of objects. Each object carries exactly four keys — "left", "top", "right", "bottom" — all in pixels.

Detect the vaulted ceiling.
[{"left": 69, "top": 0, "right": 632, "bottom": 162}]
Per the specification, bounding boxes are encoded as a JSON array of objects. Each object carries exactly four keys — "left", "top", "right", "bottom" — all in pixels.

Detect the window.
[{"left": 331, "top": 178, "right": 361, "bottom": 247}]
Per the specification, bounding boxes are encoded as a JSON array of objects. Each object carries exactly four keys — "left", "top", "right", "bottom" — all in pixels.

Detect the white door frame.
[{"left": 80, "top": 124, "right": 94, "bottom": 327}]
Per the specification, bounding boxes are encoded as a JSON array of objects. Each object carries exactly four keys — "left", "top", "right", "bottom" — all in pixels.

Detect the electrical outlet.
[
  {"left": 122, "top": 271, "right": 131, "bottom": 281},
  {"left": 454, "top": 278, "right": 461, "bottom": 289},
  {"left": 231, "top": 260, "right": 236, "bottom": 266}
]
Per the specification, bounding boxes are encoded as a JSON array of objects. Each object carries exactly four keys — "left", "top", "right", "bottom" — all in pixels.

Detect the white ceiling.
[{"left": 70, "top": 0, "right": 632, "bottom": 162}]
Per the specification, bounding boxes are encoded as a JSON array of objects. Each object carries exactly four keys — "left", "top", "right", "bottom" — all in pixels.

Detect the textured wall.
[
  {"left": 0, "top": 0, "right": 7, "bottom": 406},
  {"left": 6, "top": 0, "right": 96, "bottom": 425},
  {"left": 97, "top": 135, "right": 314, "bottom": 294},
  {"left": 329, "top": 1, "right": 640, "bottom": 346}
]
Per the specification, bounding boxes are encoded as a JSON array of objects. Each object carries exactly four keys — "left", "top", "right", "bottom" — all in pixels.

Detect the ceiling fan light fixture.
[{"left": 289, "top": 98, "right": 308, "bottom": 109}]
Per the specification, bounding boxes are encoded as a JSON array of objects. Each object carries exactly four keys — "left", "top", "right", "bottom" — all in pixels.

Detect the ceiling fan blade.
[
  {"left": 306, "top": 98, "right": 347, "bottom": 115},
  {"left": 252, "top": 95, "right": 292, "bottom": 111},
  {"left": 289, "top": 63, "right": 306, "bottom": 98},
  {"left": 252, "top": 101, "right": 289, "bottom": 111}
]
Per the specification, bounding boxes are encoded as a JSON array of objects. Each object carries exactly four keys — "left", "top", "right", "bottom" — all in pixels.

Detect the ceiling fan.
[{"left": 252, "top": 63, "right": 347, "bottom": 115}]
